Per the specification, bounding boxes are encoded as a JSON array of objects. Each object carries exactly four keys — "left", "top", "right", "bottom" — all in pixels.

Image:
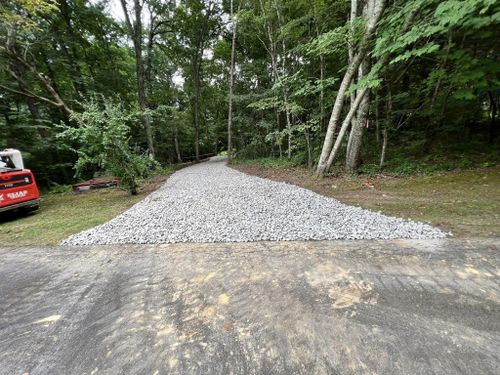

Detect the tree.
[
  {"left": 316, "top": 0, "right": 386, "bottom": 176},
  {"left": 58, "top": 97, "right": 156, "bottom": 195},
  {"left": 227, "top": 0, "right": 243, "bottom": 162},
  {"left": 174, "top": 0, "right": 222, "bottom": 161},
  {"left": 120, "top": 0, "right": 171, "bottom": 159},
  {"left": 1, "top": 0, "right": 498, "bottom": 189},
  {"left": 0, "top": 0, "right": 73, "bottom": 117}
]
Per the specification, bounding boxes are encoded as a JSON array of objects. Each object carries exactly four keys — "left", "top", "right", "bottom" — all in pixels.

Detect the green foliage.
[
  {"left": 292, "top": 77, "right": 338, "bottom": 98},
  {"left": 46, "top": 183, "right": 72, "bottom": 195},
  {"left": 58, "top": 98, "right": 158, "bottom": 195},
  {"left": 0, "top": 0, "right": 57, "bottom": 30},
  {"left": 1, "top": 0, "right": 498, "bottom": 187},
  {"left": 302, "top": 24, "right": 350, "bottom": 56}
]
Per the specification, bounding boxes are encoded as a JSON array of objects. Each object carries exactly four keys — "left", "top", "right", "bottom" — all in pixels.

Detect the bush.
[{"left": 58, "top": 97, "right": 158, "bottom": 195}]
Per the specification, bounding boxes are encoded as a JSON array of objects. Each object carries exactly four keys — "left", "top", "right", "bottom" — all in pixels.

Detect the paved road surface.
[{"left": 0, "top": 238, "right": 499, "bottom": 374}]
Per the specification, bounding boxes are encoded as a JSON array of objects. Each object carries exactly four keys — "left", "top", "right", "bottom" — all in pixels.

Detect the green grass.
[
  {"left": 0, "top": 188, "right": 145, "bottom": 246},
  {"left": 349, "top": 168, "right": 500, "bottom": 237},
  {"left": 0, "top": 164, "right": 184, "bottom": 246}
]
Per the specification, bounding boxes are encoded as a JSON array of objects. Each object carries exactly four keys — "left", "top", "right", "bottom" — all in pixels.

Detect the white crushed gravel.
[{"left": 63, "top": 157, "right": 446, "bottom": 245}]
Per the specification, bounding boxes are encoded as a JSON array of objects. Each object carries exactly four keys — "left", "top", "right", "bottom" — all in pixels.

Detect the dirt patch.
[
  {"left": 231, "top": 164, "right": 500, "bottom": 237},
  {"left": 139, "top": 174, "right": 172, "bottom": 195}
]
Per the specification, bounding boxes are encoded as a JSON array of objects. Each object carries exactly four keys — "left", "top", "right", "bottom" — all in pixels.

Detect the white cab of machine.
[{"left": 0, "top": 149, "right": 24, "bottom": 170}]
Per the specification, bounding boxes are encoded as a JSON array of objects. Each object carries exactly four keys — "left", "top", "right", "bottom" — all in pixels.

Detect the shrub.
[{"left": 58, "top": 97, "right": 158, "bottom": 195}]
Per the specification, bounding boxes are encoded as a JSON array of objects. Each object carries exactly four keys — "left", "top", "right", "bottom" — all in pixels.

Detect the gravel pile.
[{"left": 63, "top": 157, "right": 446, "bottom": 245}]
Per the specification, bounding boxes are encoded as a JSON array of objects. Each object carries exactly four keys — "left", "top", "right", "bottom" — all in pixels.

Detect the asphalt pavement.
[{"left": 0, "top": 238, "right": 498, "bottom": 374}]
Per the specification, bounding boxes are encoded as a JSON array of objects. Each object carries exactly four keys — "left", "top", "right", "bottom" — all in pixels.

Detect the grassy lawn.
[
  {"left": 231, "top": 161, "right": 500, "bottom": 237},
  {"left": 0, "top": 173, "right": 172, "bottom": 246}
]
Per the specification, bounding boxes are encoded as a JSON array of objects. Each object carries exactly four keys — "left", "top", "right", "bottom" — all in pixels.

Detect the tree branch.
[{"left": 0, "top": 83, "right": 63, "bottom": 109}]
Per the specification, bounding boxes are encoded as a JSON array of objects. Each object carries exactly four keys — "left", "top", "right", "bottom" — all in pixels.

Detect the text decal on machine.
[{"left": 6, "top": 190, "right": 28, "bottom": 200}]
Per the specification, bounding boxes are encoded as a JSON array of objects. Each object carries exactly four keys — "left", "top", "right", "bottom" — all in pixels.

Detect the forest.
[{"left": 1, "top": 0, "right": 499, "bottom": 191}]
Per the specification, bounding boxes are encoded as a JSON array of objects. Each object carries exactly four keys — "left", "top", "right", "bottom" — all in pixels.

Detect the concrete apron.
[{"left": 0, "top": 237, "right": 498, "bottom": 374}]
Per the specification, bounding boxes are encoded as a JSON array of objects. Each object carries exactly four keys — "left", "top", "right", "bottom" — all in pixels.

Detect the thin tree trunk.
[
  {"left": 259, "top": 0, "right": 293, "bottom": 159},
  {"left": 275, "top": 107, "right": 283, "bottom": 158},
  {"left": 275, "top": 2, "right": 292, "bottom": 159},
  {"left": 315, "top": 23, "right": 325, "bottom": 130},
  {"left": 319, "top": 52, "right": 325, "bottom": 130},
  {"left": 174, "top": 125, "right": 182, "bottom": 163},
  {"left": 380, "top": 84, "right": 392, "bottom": 169},
  {"left": 305, "top": 128, "right": 312, "bottom": 170},
  {"left": 379, "top": 126, "right": 387, "bottom": 169},
  {"left": 262, "top": 3, "right": 280, "bottom": 148},
  {"left": 190, "top": 3, "right": 214, "bottom": 162}
]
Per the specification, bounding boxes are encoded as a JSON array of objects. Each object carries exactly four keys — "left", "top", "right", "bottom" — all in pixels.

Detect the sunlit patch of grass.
[
  {"left": 0, "top": 163, "right": 185, "bottom": 247},
  {"left": 0, "top": 188, "right": 145, "bottom": 246}
]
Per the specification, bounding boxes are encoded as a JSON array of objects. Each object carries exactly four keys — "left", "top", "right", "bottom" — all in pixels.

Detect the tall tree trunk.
[
  {"left": 319, "top": 51, "right": 325, "bottom": 130},
  {"left": 227, "top": 0, "right": 240, "bottom": 162},
  {"left": 137, "top": 54, "right": 155, "bottom": 159},
  {"left": 192, "top": 1, "right": 215, "bottom": 161},
  {"left": 274, "top": 1, "right": 292, "bottom": 159},
  {"left": 348, "top": 0, "right": 358, "bottom": 134},
  {"left": 259, "top": 0, "right": 293, "bottom": 159},
  {"left": 193, "top": 61, "right": 201, "bottom": 161},
  {"left": 346, "top": 56, "right": 371, "bottom": 172},
  {"left": 314, "top": 11, "right": 325, "bottom": 130},
  {"left": 325, "top": 87, "right": 368, "bottom": 171},
  {"left": 120, "top": 0, "right": 155, "bottom": 159},
  {"left": 316, "top": 0, "right": 386, "bottom": 176}
]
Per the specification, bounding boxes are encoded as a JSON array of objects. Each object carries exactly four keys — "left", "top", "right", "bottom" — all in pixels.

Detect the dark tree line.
[{"left": 1, "top": 0, "right": 498, "bottom": 188}]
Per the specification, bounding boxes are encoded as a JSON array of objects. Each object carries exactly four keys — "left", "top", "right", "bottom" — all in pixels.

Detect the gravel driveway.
[{"left": 64, "top": 157, "right": 444, "bottom": 245}]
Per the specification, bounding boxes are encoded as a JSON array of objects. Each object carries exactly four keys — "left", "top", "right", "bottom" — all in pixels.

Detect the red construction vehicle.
[{"left": 0, "top": 149, "right": 40, "bottom": 213}]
